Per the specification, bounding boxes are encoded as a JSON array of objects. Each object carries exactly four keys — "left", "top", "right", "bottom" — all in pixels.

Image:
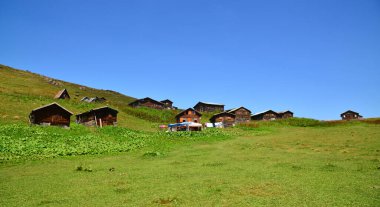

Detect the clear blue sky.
[{"left": 1, "top": 0, "right": 379, "bottom": 120}]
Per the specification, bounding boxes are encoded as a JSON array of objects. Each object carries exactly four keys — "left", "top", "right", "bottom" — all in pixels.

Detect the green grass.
[
  {"left": 0, "top": 123, "right": 235, "bottom": 161},
  {"left": 1, "top": 123, "right": 379, "bottom": 206}
]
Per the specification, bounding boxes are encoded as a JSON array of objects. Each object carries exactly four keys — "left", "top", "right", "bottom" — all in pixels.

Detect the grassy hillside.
[{"left": 0, "top": 64, "right": 178, "bottom": 131}]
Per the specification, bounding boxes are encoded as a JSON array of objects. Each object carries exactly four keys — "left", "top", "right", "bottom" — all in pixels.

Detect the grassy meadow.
[
  {"left": 0, "top": 122, "right": 379, "bottom": 206},
  {"left": 1, "top": 65, "right": 379, "bottom": 206}
]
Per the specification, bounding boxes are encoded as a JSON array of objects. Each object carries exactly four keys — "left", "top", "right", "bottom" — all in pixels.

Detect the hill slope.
[{"left": 0, "top": 64, "right": 178, "bottom": 131}]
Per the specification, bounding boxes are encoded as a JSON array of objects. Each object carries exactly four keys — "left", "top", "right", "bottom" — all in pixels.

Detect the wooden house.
[
  {"left": 29, "top": 102, "right": 73, "bottom": 127},
  {"left": 210, "top": 112, "right": 236, "bottom": 127},
  {"left": 54, "top": 89, "right": 70, "bottom": 99},
  {"left": 278, "top": 111, "right": 294, "bottom": 119},
  {"left": 251, "top": 110, "right": 279, "bottom": 121},
  {"left": 193, "top": 102, "right": 224, "bottom": 112},
  {"left": 76, "top": 106, "right": 118, "bottom": 127},
  {"left": 175, "top": 108, "right": 202, "bottom": 123},
  {"left": 128, "top": 97, "right": 165, "bottom": 109},
  {"left": 226, "top": 107, "right": 251, "bottom": 123},
  {"left": 161, "top": 99, "right": 173, "bottom": 109},
  {"left": 341, "top": 110, "right": 362, "bottom": 120}
]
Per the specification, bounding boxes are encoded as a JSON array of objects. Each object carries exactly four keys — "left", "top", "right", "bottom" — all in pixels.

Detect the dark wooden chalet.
[
  {"left": 226, "top": 107, "right": 251, "bottom": 123},
  {"left": 128, "top": 97, "right": 165, "bottom": 110},
  {"left": 29, "top": 102, "right": 73, "bottom": 127},
  {"left": 210, "top": 112, "right": 236, "bottom": 127},
  {"left": 341, "top": 110, "right": 362, "bottom": 120},
  {"left": 278, "top": 110, "right": 294, "bottom": 119},
  {"left": 193, "top": 102, "right": 224, "bottom": 112},
  {"left": 161, "top": 99, "right": 173, "bottom": 109},
  {"left": 251, "top": 110, "right": 279, "bottom": 121},
  {"left": 54, "top": 89, "right": 70, "bottom": 99},
  {"left": 76, "top": 106, "right": 118, "bottom": 127},
  {"left": 175, "top": 108, "right": 202, "bottom": 123}
]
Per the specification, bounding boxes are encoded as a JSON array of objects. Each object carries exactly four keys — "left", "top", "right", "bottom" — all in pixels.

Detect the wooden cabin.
[
  {"left": 278, "top": 111, "right": 294, "bottom": 119},
  {"left": 193, "top": 102, "right": 224, "bottom": 112},
  {"left": 128, "top": 97, "right": 165, "bottom": 109},
  {"left": 76, "top": 106, "right": 118, "bottom": 127},
  {"left": 54, "top": 89, "right": 70, "bottom": 99},
  {"left": 161, "top": 99, "right": 173, "bottom": 109},
  {"left": 341, "top": 110, "right": 362, "bottom": 120},
  {"left": 29, "top": 102, "right": 73, "bottom": 127},
  {"left": 210, "top": 112, "right": 236, "bottom": 127},
  {"left": 226, "top": 107, "right": 251, "bottom": 123},
  {"left": 175, "top": 108, "right": 202, "bottom": 123},
  {"left": 251, "top": 110, "right": 279, "bottom": 121}
]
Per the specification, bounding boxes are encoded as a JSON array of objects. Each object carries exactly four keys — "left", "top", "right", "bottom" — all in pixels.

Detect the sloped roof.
[
  {"left": 226, "top": 106, "right": 252, "bottom": 114},
  {"left": 175, "top": 108, "right": 202, "bottom": 118},
  {"left": 31, "top": 102, "right": 73, "bottom": 115},
  {"left": 340, "top": 110, "right": 360, "bottom": 116},
  {"left": 252, "top": 110, "right": 278, "bottom": 116},
  {"left": 81, "top": 97, "right": 90, "bottom": 101},
  {"left": 161, "top": 99, "right": 173, "bottom": 104},
  {"left": 194, "top": 101, "right": 225, "bottom": 107},
  {"left": 76, "top": 106, "right": 118, "bottom": 116},
  {"left": 81, "top": 97, "right": 106, "bottom": 103},
  {"left": 128, "top": 97, "right": 165, "bottom": 106},
  {"left": 54, "top": 89, "right": 69, "bottom": 99},
  {"left": 278, "top": 110, "right": 293, "bottom": 114}
]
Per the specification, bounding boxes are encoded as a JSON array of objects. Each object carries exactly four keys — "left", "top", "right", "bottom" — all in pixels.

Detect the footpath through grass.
[{"left": 0, "top": 121, "right": 379, "bottom": 206}]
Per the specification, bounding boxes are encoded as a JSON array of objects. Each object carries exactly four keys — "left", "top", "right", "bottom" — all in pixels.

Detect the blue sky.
[{"left": 1, "top": 0, "right": 379, "bottom": 120}]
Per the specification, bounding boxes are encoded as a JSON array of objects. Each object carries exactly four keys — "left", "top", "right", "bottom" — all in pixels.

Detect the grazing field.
[
  {"left": 1, "top": 122, "right": 379, "bottom": 206},
  {"left": 1, "top": 65, "right": 379, "bottom": 206}
]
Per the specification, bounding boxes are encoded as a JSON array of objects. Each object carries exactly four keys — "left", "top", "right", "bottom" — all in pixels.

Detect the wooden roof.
[
  {"left": 76, "top": 106, "right": 118, "bottom": 117},
  {"left": 175, "top": 108, "right": 202, "bottom": 118},
  {"left": 54, "top": 89, "right": 70, "bottom": 99},
  {"left": 252, "top": 110, "right": 278, "bottom": 117},
  {"left": 161, "top": 99, "right": 173, "bottom": 104},
  {"left": 194, "top": 101, "right": 225, "bottom": 107},
  {"left": 31, "top": 102, "right": 73, "bottom": 115},
  {"left": 340, "top": 110, "right": 360, "bottom": 116},
  {"left": 226, "top": 106, "right": 252, "bottom": 114},
  {"left": 128, "top": 97, "right": 165, "bottom": 106},
  {"left": 278, "top": 110, "right": 293, "bottom": 115}
]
